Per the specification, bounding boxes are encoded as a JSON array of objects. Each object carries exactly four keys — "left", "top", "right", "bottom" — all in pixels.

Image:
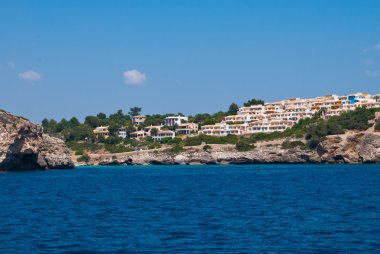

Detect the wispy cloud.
[
  {"left": 363, "top": 43, "right": 380, "bottom": 52},
  {"left": 122, "top": 69, "right": 146, "bottom": 85},
  {"left": 8, "top": 62, "right": 15, "bottom": 69},
  {"left": 18, "top": 70, "right": 43, "bottom": 81},
  {"left": 365, "top": 70, "right": 380, "bottom": 77}
]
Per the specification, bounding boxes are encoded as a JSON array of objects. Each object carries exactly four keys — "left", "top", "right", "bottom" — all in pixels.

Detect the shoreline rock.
[{"left": 0, "top": 110, "right": 74, "bottom": 171}]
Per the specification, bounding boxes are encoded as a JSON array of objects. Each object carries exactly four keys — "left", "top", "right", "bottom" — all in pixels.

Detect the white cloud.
[
  {"left": 122, "top": 69, "right": 146, "bottom": 85},
  {"left": 365, "top": 70, "right": 380, "bottom": 77},
  {"left": 374, "top": 43, "right": 380, "bottom": 51},
  {"left": 18, "top": 70, "right": 43, "bottom": 81}
]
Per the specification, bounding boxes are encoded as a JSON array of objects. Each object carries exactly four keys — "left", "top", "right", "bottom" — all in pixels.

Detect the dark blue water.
[{"left": 0, "top": 165, "right": 379, "bottom": 253}]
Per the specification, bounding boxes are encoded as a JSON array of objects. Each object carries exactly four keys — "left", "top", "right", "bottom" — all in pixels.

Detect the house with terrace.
[
  {"left": 176, "top": 123, "right": 198, "bottom": 135},
  {"left": 132, "top": 115, "right": 146, "bottom": 126},
  {"left": 117, "top": 127, "right": 128, "bottom": 138},
  {"left": 129, "top": 130, "right": 148, "bottom": 139},
  {"left": 164, "top": 115, "right": 188, "bottom": 126},
  {"left": 93, "top": 126, "right": 109, "bottom": 139},
  {"left": 152, "top": 130, "right": 176, "bottom": 141}
]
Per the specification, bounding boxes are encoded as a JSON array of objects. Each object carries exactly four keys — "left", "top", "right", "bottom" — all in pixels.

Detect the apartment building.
[{"left": 200, "top": 92, "right": 380, "bottom": 136}]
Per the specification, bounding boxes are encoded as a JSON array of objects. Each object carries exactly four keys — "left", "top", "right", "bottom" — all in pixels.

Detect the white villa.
[
  {"left": 152, "top": 130, "right": 176, "bottom": 141},
  {"left": 129, "top": 130, "right": 148, "bottom": 139},
  {"left": 117, "top": 127, "right": 128, "bottom": 138},
  {"left": 93, "top": 126, "right": 109, "bottom": 139},
  {"left": 144, "top": 125, "right": 162, "bottom": 134},
  {"left": 164, "top": 115, "right": 188, "bottom": 126},
  {"left": 132, "top": 115, "right": 146, "bottom": 125},
  {"left": 176, "top": 123, "right": 198, "bottom": 135}
]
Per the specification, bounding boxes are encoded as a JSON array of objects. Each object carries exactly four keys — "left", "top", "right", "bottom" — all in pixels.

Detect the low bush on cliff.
[
  {"left": 77, "top": 153, "right": 90, "bottom": 163},
  {"left": 184, "top": 134, "right": 239, "bottom": 146},
  {"left": 375, "top": 120, "right": 380, "bottom": 132},
  {"left": 105, "top": 144, "right": 133, "bottom": 154},
  {"left": 281, "top": 141, "right": 307, "bottom": 150},
  {"left": 236, "top": 139, "right": 255, "bottom": 151},
  {"left": 170, "top": 143, "right": 185, "bottom": 154},
  {"left": 203, "top": 145, "right": 212, "bottom": 151}
]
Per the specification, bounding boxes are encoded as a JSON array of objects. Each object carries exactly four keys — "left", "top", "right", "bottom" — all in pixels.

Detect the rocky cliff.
[
  {"left": 0, "top": 110, "right": 74, "bottom": 170},
  {"left": 83, "top": 132, "right": 380, "bottom": 166}
]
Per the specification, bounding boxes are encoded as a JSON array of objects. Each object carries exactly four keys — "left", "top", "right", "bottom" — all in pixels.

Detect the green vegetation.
[
  {"left": 281, "top": 141, "right": 307, "bottom": 150},
  {"left": 236, "top": 139, "right": 255, "bottom": 151},
  {"left": 77, "top": 153, "right": 90, "bottom": 163},
  {"left": 228, "top": 102, "right": 239, "bottom": 115},
  {"left": 375, "top": 120, "right": 380, "bottom": 131},
  {"left": 170, "top": 143, "right": 185, "bottom": 154},
  {"left": 128, "top": 107, "right": 142, "bottom": 117},
  {"left": 203, "top": 144, "right": 212, "bottom": 151},
  {"left": 243, "top": 98, "right": 265, "bottom": 107},
  {"left": 184, "top": 134, "right": 239, "bottom": 146}
]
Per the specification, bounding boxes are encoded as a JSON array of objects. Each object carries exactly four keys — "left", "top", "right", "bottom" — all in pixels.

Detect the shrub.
[
  {"left": 75, "top": 149, "right": 84, "bottom": 156},
  {"left": 203, "top": 145, "right": 212, "bottom": 151},
  {"left": 236, "top": 139, "right": 255, "bottom": 151},
  {"left": 170, "top": 143, "right": 184, "bottom": 154},
  {"left": 105, "top": 144, "right": 133, "bottom": 153},
  {"left": 77, "top": 153, "right": 90, "bottom": 163},
  {"left": 375, "top": 120, "right": 380, "bottom": 132},
  {"left": 281, "top": 141, "right": 307, "bottom": 150}
]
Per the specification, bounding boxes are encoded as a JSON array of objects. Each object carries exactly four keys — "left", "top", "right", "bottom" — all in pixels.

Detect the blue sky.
[{"left": 1, "top": 0, "right": 380, "bottom": 122}]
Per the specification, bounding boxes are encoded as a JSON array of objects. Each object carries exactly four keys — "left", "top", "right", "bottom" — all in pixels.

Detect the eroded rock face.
[
  {"left": 318, "top": 133, "right": 380, "bottom": 164},
  {"left": 0, "top": 110, "right": 74, "bottom": 170},
  {"left": 91, "top": 145, "right": 322, "bottom": 166}
]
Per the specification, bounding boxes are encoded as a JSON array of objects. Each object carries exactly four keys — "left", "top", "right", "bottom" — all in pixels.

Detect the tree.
[
  {"left": 150, "top": 128, "right": 158, "bottom": 136},
  {"left": 41, "top": 118, "right": 49, "bottom": 128},
  {"left": 129, "top": 107, "right": 142, "bottom": 117},
  {"left": 228, "top": 102, "right": 239, "bottom": 115},
  {"left": 85, "top": 116, "right": 102, "bottom": 128},
  {"left": 69, "top": 117, "right": 80, "bottom": 127},
  {"left": 56, "top": 118, "right": 69, "bottom": 132},
  {"left": 243, "top": 98, "right": 264, "bottom": 107},
  {"left": 97, "top": 113, "right": 107, "bottom": 119}
]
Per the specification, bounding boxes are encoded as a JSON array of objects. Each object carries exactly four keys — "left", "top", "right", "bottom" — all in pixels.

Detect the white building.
[
  {"left": 152, "top": 130, "right": 176, "bottom": 141},
  {"left": 132, "top": 115, "right": 146, "bottom": 125},
  {"left": 117, "top": 127, "right": 128, "bottom": 138},
  {"left": 129, "top": 130, "right": 148, "bottom": 139},
  {"left": 198, "top": 92, "right": 380, "bottom": 136},
  {"left": 93, "top": 126, "right": 109, "bottom": 139},
  {"left": 164, "top": 115, "right": 188, "bottom": 126},
  {"left": 176, "top": 123, "right": 198, "bottom": 135}
]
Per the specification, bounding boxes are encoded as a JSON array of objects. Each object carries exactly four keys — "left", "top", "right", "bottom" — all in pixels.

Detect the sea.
[{"left": 0, "top": 164, "right": 379, "bottom": 253}]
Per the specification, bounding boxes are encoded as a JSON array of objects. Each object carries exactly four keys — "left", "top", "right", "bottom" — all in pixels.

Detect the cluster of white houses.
[
  {"left": 93, "top": 92, "right": 380, "bottom": 139},
  {"left": 93, "top": 115, "right": 198, "bottom": 141}
]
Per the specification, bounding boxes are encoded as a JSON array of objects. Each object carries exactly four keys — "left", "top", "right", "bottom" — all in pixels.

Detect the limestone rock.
[{"left": 0, "top": 110, "right": 74, "bottom": 170}]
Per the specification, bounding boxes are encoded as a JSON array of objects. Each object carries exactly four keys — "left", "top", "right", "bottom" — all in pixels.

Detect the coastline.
[{"left": 76, "top": 131, "right": 380, "bottom": 166}]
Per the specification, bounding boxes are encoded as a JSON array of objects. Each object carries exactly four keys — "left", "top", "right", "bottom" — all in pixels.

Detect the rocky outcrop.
[
  {"left": 85, "top": 132, "right": 380, "bottom": 166},
  {"left": 0, "top": 110, "right": 74, "bottom": 170},
  {"left": 317, "top": 132, "right": 380, "bottom": 163}
]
